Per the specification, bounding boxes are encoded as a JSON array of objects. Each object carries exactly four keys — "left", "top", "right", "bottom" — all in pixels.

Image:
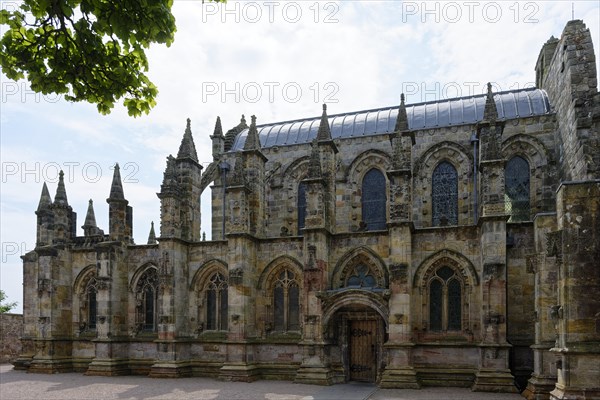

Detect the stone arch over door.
[{"left": 321, "top": 290, "right": 389, "bottom": 383}]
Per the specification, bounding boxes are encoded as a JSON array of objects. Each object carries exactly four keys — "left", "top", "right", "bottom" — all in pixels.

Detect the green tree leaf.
[
  {"left": 0, "top": 0, "right": 226, "bottom": 117},
  {"left": 0, "top": 290, "right": 17, "bottom": 313}
]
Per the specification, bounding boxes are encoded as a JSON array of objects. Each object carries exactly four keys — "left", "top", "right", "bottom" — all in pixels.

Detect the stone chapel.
[{"left": 15, "top": 20, "right": 600, "bottom": 399}]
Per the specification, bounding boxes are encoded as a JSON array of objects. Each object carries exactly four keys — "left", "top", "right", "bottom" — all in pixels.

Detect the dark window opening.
[
  {"left": 362, "top": 169, "right": 387, "bottom": 230},
  {"left": 88, "top": 290, "right": 97, "bottom": 329},
  {"left": 429, "top": 279, "right": 443, "bottom": 331},
  {"left": 298, "top": 182, "right": 307, "bottom": 235},
  {"left": 143, "top": 286, "right": 156, "bottom": 331}
]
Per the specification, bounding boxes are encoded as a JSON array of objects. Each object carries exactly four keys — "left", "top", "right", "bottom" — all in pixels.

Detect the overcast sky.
[{"left": 1, "top": 1, "right": 599, "bottom": 312}]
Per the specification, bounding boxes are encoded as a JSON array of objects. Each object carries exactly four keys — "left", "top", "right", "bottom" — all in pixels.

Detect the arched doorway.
[{"left": 326, "top": 303, "right": 386, "bottom": 383}]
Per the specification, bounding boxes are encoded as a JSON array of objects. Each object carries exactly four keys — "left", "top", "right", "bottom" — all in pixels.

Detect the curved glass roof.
[{"left": 230, "top": 88, "right": 551, "bottom": 151}]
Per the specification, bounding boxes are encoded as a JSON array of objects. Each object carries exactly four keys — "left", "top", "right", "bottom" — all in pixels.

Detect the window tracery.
[
  {"left": 204, "top": 272, "right": 228, "bottom": 331},
  {"left": 272, "top": 269, "right": 300, "bottom": 332},
  {"left": 135, "top": 267, "right": 158, "bottom": 332},
  {"left": 428, "top": 266, "right": 462, "bottom": 331},
  {"left": 345, "top": 264, "right": 378, "bottom": 288},
  {"left": 77, "top": 271, "right": 98, "bottom": 331},
  {"left": 432, "top": 162, "right": 458, "bottom": 226}
]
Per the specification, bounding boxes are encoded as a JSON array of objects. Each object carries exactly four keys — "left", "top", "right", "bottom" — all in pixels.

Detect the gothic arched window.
[
  {"left": 78, "top": 272, "right": 98, "bottom": 331},
  {"left": 362, "top": 168, "right": 387, "bottom": 230},
  {"left": 273, "top": 269, "right": 300, "bottom": 332},
  {"left": 505, "top": 156, "right": 530, "bottom": 222},
  {"left": 428, "top": 266, "right": 462, "bottom": 331},
  {"left": 297, "top": 182, "right": 307, "bottom": 235},
  {"left": 432, "top": 162, "right": 458, "bottom": 226},
  {"left": 136, "top": 268, "right": 158, "bottom": 332},
  {"left": 205, "top": 272, "right": 228, "bottom": 331}
]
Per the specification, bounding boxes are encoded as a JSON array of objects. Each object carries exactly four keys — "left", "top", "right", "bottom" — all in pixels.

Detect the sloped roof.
[{"left": 230, "top": 87, "right": 551, "bottom": 151}]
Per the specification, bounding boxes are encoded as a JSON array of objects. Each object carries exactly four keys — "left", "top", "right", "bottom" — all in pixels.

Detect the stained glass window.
[
  {"left": 505, "top": 156, "right": 530, "bottom": 222},
  {"left": 206, "top": 272, "right": 228, "bottom": 331},
  {"left": 297, "top": 182, "right": 307, "bottom": 235},
  {"left": 346, "top": 264, "right": 377, "bottom": 288},
  {"left": 362, "top": 169, "right": 387, "bottom": 230},
  {"left": 272, "top": 270, "right": 300, "bottom": 332},
  {"left": 429, "top": 266, "right": 462, "bottom": 331},
  {"left": 432, "top": 162, "right": 458, "bottom": 226}
]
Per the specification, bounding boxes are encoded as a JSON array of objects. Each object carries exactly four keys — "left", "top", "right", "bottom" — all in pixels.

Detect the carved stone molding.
[
  {"left": 546, "top": 230, "right": 562, "bottom": 259},
  {"left": 37, "top": 278, "right": 54, "bottom": 296},
  {"left": 483, "top": 263, "right": 504, "bottom": 281},
  {"left": 229, "top": 267, "right": 243, "bottom": 286},
  {"left": 389, "top": 263, "right": 408, "bottom": 284},
  {"left": 525, "top": 254, "right": 542, "bottom": 273}
]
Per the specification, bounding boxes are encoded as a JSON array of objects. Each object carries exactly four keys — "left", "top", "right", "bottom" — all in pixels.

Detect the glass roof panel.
[{"left": 230, "top": 88, "right": 552, "bottom": 151}]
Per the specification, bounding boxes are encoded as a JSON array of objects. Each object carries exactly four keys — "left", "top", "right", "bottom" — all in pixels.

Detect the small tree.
[{"left": 0, "top": 290, "right": 17, "bottom": 313}]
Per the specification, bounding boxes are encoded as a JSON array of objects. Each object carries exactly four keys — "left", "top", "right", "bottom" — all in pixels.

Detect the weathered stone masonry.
[{"left": 14, "top": 20, "right": 599, "bottom": 399}]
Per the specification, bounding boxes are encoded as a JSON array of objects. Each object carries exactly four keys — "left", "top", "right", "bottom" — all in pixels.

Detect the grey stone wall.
[
  {"left": 0, "top": 313, "right": 23, "bottom": 364},
  {"left": 539, "top": 20, "right": 600, "bottom": 181}
]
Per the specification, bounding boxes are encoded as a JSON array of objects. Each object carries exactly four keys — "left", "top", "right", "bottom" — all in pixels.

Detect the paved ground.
[{"left": 0, "top": 365, "right": 524, "bottom": 400}]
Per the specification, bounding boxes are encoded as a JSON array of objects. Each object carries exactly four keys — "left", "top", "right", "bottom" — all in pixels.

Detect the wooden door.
[{"left": 348, "top": 319, "right": 377, "bottom": 382}]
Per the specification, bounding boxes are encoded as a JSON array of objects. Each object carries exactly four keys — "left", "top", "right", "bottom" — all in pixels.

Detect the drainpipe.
[
  {"left": 470, "top": 132, "right": 479, "bottom": 223},
  {"left": 219, "top": 161, "right": 230, "bottom": 240}
]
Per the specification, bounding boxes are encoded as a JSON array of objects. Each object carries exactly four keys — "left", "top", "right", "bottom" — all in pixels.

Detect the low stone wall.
[{"left": 0, "top": 313, "right": 23, "bottom": 364}]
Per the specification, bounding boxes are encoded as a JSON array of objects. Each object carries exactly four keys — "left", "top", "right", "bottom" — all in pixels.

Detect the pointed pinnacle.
[
  {"left": 83, "top": 199, "right": 97, "bottom": 227},
  {"left": 213, "top": 116, "right": 224, "bottom": 138},
  {"left": 317, "top": 104, "right": 332, "bottom": 141},
  {"left": 108, "top": 163, "right": 125, "bottom": 201},
  {"left": 483, "top": 82, "right": 498, "bottom": 122},
  {"left": 395, "top": 93, "right": 409, "bottom": 132},
  {"left": 243, "top": 115, "right": 261, "bottom": 150},
  {"left": 37, "top": 182, "right": 53, "bottom": 211},
  {"left": 54, "top": 170, "right": 69, "bottom": 206},
  {"left": 177, "top": 118, "right": 199, "bottom": 162},
  {"left": 147, "top": 221, "right": 157, "bottom": 244}
]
